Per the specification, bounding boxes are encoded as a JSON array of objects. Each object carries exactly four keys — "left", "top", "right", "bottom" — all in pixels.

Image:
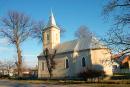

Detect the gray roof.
[
  {"left": 43, "top": 11, "right": 59, "bottom": 31},
  {"left": 39, "top": 36, "right": 107, "bottom": 56}
]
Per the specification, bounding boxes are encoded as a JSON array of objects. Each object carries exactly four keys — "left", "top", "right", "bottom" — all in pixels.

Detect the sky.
[{"left": 0, "top": 0, "right": 112, "bottom": 67}]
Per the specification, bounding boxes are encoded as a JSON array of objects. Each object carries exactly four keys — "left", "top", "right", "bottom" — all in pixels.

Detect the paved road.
[{"left": 0, "top": 80, "right": 92, "bottom": 87}]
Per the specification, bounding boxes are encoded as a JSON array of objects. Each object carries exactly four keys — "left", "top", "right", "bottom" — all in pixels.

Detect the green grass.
[{"left": 113, "top": 72, "right": 130, "bottom": 76}]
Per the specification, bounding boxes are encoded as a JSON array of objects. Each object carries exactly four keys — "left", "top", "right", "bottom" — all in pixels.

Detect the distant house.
[
  {"left": 0, "top": 69, "right": 8, "bottom": 76},
  {"left": 10, "top": 67, "right": 38, "bottom": 78},
  {"left": 37, "top": 12, "right": 113, "bottom": 79},
  {"left": 0, "top": 67, "right": 15, "bottom": 78},
  {"left": 112, "top": 51, "right": 130, "bottom": 73}
]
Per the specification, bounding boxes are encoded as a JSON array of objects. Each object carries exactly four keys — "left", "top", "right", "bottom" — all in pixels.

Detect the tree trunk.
[
  {"left": 16, "top": 42, "right": 22, "bottom": 78},
  {"left": 49, "top": 69, "right": 53, "bottom": 79},
  {"left": 43, "top": 49, "right": 52, "bottom": 80}
]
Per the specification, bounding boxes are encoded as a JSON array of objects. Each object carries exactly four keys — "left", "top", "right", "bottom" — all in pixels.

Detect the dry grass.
[
  {"left": 7, "top": 80, "right": 130, "bottom": 87},
  {"left": 91, "top": 84, "right": 130, "bottom": 87},
  {"left": 11, "top": 79, "right": 130, "bottom": 85}
]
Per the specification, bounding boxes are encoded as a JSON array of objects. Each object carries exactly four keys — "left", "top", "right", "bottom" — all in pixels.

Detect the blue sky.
[{"left": 0, "top": 0, "right": 111, "bottom": 67}]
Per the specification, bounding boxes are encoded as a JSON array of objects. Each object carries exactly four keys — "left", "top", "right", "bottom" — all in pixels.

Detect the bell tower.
[{"left": 43, "top": 11, "right": 60, "bottom": 50}]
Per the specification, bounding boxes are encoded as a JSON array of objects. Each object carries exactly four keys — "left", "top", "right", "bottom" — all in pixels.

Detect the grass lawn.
[
  {"left": 30, "top": 80, "right": 130, "bottom": 84},
  {"left": 86, "top": 84, "right": 130, "bottom": 87},
  {"left": 48, "top": 84, "right": 130, "bottom": 87}
]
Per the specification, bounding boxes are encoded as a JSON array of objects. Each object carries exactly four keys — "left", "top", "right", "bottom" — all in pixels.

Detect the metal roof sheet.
[{"left": 38, "top": 36, "right": 107, "bottom": 56}]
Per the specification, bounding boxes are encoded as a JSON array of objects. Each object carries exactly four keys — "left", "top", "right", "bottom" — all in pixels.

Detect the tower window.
[
  {"left": 82, "top": 57, "right": 86, "bottom": 67},
  {"left": 56, "top": 33, "right": 58, "bottom": 40},
  {"left": 42, "top": 62, "right": 44, "bottom": 70},
  {"left": 65, "top": 59, "right": 69, "bottom": 69},
  {"left": 47, "top": 34, "right": 49, "bottom": 40}
]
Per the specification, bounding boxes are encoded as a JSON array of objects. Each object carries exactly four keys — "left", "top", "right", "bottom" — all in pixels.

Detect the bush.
[
  {"left": 0, "top": 75, "right": 9, "bottom": 79},
  {"left": 78, "top": 69, "right": 105, "bottom": 81}
]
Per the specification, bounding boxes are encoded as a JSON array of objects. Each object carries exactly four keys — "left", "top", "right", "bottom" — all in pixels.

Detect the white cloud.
[
  {"left": 22, "top": 54, "right": 38, "bottom": 68},
  {"left": 0, "top": 38, "right": 9, "bottom": 45},
  {"left": 0, "top": 47, "right": 8, "bottom": 52},
  {"left": 0, "top": 46, "right": 13, "bottom": 53},
  {"left": 0, "top": 38, "right": 14, "bottom": 53},
  {"left": 23, "top": 52, "right": 39, "bottom": 58},
  {"left": 23, "top": 54, "right": 36, "bottom": 58}
]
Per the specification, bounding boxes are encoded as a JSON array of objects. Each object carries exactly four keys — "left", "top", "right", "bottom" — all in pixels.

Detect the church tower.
[{"left": 43, "top": 12, "right": 60, "bottom": 49}]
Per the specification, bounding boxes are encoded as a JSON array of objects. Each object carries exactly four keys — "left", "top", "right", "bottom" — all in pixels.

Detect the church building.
[{"left": 37, "top": 12, "right": 113, "bottom": 79}]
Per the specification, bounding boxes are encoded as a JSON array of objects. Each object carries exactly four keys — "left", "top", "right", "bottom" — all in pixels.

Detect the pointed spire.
[{"left": 47, "top": 10, "right": 57, "bottom": 27}]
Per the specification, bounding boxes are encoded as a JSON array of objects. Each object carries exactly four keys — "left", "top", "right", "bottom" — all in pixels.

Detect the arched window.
[
  {"left": 82, "top": 57, "right": 86, "bottom": 67},
  {"left": 65, "top": 59, "right": 69, "bottom": 69},
  {"left": 42, "top": 62, "right": 44, "bottom": 70},
  {"left": 56, "top": 33, "right": 58, "bottom": 40},
  {"left": 47, "top": 34, "right": 49, "bottom": 40}
]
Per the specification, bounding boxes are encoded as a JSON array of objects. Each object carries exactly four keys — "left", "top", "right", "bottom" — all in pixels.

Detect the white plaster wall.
[
  {"left": 90, "top": 48, "right": 113, "bottom": 75},
  {"left": 38, "top": 49, "right": 113, "bottom": 78},
  {"left": 38, "top": 50, "right": 92, "bottom": 78},
  {"left": 38, "top": 60, "right": 49, "bottom": 78},
  {"left": 72, "top": 50, "right": 92, "bottom": 75},
  {"left": 38, "top": 54, "right": 70, "bottom": 78}
]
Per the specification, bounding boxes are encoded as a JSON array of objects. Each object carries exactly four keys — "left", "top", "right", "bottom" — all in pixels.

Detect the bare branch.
[
  {"left": 102, "top": 0, "right": 130, "bottom": 28},
  {"left": 31, "top": 20, "right": 45, "bottom": 43},
  {"left": 75, "top": 25, "right": 93, "bottom": 38},
  {"left": 103, "top": 28, "right": 130, "bottom": 53},
  {"left": 43, "top": 48, "right": 56, "bottom": 79},
  {"left": 0, "top": 11, "right": 34, "bottom": 77}
]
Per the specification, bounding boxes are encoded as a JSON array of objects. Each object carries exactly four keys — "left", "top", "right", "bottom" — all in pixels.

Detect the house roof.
[
  {"left": 112, "top": 49, "right": 130, "bottom": 64},
  {"left": 113, "top": 52, "right": 130, "bottom": 64},
  {"left": 38, "top": 36, "right": 107, "bottom": 56}
]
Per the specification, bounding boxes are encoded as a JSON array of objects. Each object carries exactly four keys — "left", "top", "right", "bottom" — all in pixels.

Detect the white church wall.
[
  {"left": 90, "top": 48, "right": 113, "bottom": 75},
  {"left": 38, "top": 48, "right": 113, "bottom": 78},
  {"left": 73, "top": 50, "right": 92, "bottom": 75},
  {"left": 53, "top": 52, "right": 76, "bottom": 77},
  {"left": 38, "top": 52, "right": 74, "bottom": 78},
  {"left": 38, "top": 59, "right": 50, "bottom": 78}
]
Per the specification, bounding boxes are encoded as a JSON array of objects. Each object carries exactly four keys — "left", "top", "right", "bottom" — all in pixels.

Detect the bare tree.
[
  {"left": 103, "top": 27, "right": 130, "bottom": 53},
  {"left": 0, "top": 59, "right": 15, "bottom": 77},
  {"left": 4, "top": 59, "right": 16, "bottom": 76},
  {"left": 0, "top": 61, "right": 4, "bottom": 76},
  {"left": 102, "top": 0, "right": 130, "bottom": 53},
  {"left": 31, "top": 20, "right": 45, "bottom": 44},
  {"left": 102, "top": 0, "right": 130, "bottom": 28},
  {"left": 57, "top": 24, "right": 66, "bottom": 37},
  {"left": 44, "top": 48, "right": 56, "bottom": 79},
  {"left": 0, "top": 11, "right": 33, "bottom": 77},
  {"left": 75, "top": 25, "right": 92, "bottom": 38},
  {"left": 32, "top": 21, "right": 65, "bottom": 79}
]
